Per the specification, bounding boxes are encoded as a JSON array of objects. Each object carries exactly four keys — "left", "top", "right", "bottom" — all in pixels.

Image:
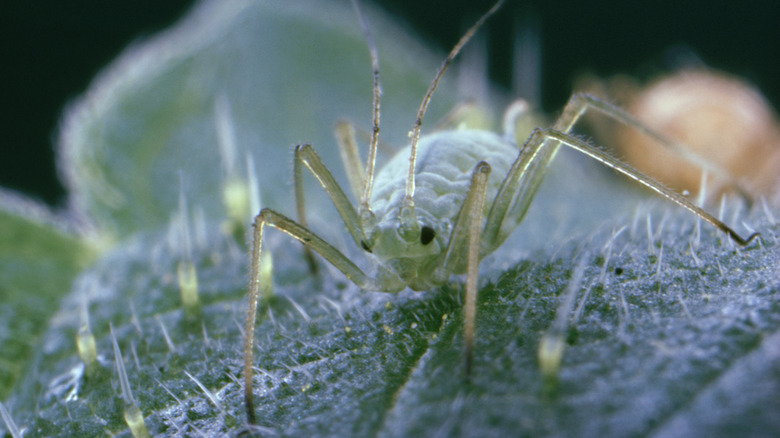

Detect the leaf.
[
  {"left": 57, "top": 0, "right": 462, "bottom": 241},
  {"left": 6, "top": 207, "right": 778, "bottom": 436},
  {"left": 3, "top": 0, "right": 780, "bottom": 436},
  {"left": 0, "top": 189, "right": 94, "bottom": 399}
]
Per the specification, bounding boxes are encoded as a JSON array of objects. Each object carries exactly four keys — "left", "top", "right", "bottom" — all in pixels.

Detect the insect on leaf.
[{"left": 1, "top": 0, "right": 778, "bottom": 437}]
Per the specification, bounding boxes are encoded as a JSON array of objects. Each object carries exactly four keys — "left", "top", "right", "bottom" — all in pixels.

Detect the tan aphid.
[{"left": 586, "top": 70, "right": 780, "bottom": 200}]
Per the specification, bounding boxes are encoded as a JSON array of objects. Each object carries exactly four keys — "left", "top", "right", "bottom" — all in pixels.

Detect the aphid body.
[
  {"left": 365, "top": 130, "right": 515, "bottom": 291},
  {"left": 583, "top": 69, "right": 780, "bottom": 200}
]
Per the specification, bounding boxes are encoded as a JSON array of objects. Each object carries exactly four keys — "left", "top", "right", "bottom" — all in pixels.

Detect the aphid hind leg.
[
  {"left": 539, "top": 128, "right": 758, "bottom": 245},
  {"left": 554, "top": 94, "right": 756, "bottom": 244},
  {"left": 484, "top": 94, "right": 759, "bottom": 250},
  {"left": 558, "top": 94, "right": 752, "bottom": 200}
]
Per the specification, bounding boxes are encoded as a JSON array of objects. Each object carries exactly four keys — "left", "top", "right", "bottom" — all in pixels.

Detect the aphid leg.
[
  {"left": 247, "top": 140, "right": 407, "bottom": 424},
  {"left": 244, "top": 208, "right": 375, "bottom": 424},
  {"left": 335, "top": 121, "right": 366, "bottom": 200},
  {"left": 294, "top": 144, "right": 369, "bottom": 268},
  {"left": 485, "top": 94, "right": 759, "bottom": 249},
  {"left": 294, "top": 143, "right": 318, "bottom": 274},
  {"left": 483, "top": 125, "right": 559, "bottom": 246},
  {"left": 463, "top": 163, "right": 491, "bottom": 375},
  {"left": 541, "top": 129, "right": 759, "bottom": 246},
  {"left": 432, "top": 162, "right": 492, "bottom": 374},
  {"left": 557, "top": 94, "right": 753, "bottom": 201}
]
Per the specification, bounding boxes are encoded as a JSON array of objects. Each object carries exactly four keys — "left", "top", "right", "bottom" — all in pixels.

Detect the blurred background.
[{"left": 1, "top": 0, "right": 777, "bottom": 208}]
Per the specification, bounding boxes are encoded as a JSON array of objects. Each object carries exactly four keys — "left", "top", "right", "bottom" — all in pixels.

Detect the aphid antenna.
[
  {"left": 349, "top": 0, "right": 382, "bottom": 215},
  {"left": 404, "top": 0, "right": 505, "bottom": 208}
]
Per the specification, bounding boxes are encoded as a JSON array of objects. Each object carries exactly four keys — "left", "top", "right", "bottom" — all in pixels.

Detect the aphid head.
[
  {"left": 363, "top": 215, "right": 445, "bottom": 290},
  {"left": 367, "top": 215, "right": 442, "bottom": 262}
]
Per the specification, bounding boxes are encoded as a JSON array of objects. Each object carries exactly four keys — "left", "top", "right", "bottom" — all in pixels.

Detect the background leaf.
[
  {"left": 57, "top": 0, "right": 466, "bottom": 241},
  {"left": 0, "top": 190, "right": 94, "bottom": 400},
  {"left": 1, "top": 0, "right": 779, "bottom": 436}
]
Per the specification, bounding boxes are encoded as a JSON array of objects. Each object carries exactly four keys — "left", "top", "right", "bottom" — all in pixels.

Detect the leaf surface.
[{"left": 2, "top": 1, "right": 779, "bottom": 437}]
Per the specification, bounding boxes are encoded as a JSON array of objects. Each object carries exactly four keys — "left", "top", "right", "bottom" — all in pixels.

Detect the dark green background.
[{"left": 1, "top": 0, "right": 777, "bottom": 206}]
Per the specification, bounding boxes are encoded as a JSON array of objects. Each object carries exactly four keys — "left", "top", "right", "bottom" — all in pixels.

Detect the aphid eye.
[{"left": 420, "top": 226, "right": 436, "bottom": 245}]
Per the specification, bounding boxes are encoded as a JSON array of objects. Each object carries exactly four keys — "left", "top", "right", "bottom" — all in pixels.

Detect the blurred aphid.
[{"left": 582, "top": 69, "right": 780, "bottom": 202}]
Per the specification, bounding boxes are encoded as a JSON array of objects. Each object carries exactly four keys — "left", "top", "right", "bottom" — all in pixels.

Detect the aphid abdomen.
[{"left": 371, "top": 130, "right": 515, "bottom": 227}]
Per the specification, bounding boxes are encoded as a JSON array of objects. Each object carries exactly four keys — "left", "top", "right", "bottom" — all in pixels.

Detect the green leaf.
[
  {"left": 0, "top": 190, "right": 94, "bottom": 399},
  {"left": 6, "top": 207, "right": 778, "bottom": 436},
  {"left": 57, "top": 0, "right": 462, "bottom": 241},
  {"left": 3, "top": 0, "right": 780, "bottom": 436}
]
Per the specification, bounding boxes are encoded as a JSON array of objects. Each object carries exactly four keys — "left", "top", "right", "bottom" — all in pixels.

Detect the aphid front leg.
[
  {"left": 243, "top": 205, "right": 379, "bottom": 424},
  {"left": 294, "top": 143, "right": 369, "bottom": 269},
  {"left": 294, "top": 144, "right": 318, "bottom": 274}
]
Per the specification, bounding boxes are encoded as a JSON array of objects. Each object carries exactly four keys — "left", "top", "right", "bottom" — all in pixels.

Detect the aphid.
[
  {"left": 582, "top": 69, "right": 780, "bottom": 201},
  {"left": 242, "top": 0, "right": 759, "bottom": 424}
]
